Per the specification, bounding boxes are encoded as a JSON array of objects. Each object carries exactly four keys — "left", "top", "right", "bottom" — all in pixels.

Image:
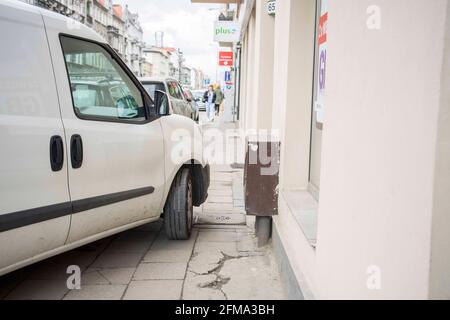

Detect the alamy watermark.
[
  {"left": 366, "top": 265, "right": 382, "bottom": 290},
  {"left": 366, "top": 5, "right": 382, "bottom": 30},
  {"left": 66, "top": 265, "right": 81, "bottom": 290}
]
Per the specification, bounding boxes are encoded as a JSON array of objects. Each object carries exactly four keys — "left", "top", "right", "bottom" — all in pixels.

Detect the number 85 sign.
[{"left": 267, "top": 0, "right": 276, "bottom": 16}]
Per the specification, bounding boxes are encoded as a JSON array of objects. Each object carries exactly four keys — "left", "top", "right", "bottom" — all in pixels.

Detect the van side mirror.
[{"left": 155, "top": 90, "right": 170, "bottom": 116}]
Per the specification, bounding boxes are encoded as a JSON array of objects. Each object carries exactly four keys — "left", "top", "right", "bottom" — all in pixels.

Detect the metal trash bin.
[{"left": 244, "top": 136, "right": 280, "bottom": 246}]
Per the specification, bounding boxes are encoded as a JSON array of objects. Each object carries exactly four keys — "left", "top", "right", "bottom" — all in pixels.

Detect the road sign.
[
  {"left": 224, "top": 71, "right": 231, "bottom": 82},
  {"left": 219, "top": 51, "right": 233, "bottom": 66}
]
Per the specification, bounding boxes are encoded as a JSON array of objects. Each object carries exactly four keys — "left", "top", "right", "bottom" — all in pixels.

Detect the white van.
[{"left": 0, "top": 0, "right": 210, "bottom": 276}]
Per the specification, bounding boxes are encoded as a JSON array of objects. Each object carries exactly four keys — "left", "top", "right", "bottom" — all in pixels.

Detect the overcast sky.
[{"left": 117, "top": 0, "right": 222, "bottom": 79}]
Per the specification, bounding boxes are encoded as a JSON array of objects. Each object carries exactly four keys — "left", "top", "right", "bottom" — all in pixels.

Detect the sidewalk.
[{"left": 0, "top": 116, "right": 286, "bottom": 300}]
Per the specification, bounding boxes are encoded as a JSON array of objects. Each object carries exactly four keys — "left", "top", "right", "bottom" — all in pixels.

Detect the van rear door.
[{"left": 0, "top": 3, "right": 71, "bottom": 274}]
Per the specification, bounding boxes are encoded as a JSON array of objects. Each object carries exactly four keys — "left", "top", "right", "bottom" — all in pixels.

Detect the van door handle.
[
  {"left": 50, "top": 136, "right": 64, "bottom": 172},
  {"left": 70, "top": 135, "right": 83, "bottom": 169}
]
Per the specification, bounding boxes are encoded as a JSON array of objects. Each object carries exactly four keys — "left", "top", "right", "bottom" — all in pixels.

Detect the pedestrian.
[
  {"left": 203, "top": 85, "right": 216, "bottom": 122},
  {"left": 214, "top": 85, "right": 224, "bottom": 116}
]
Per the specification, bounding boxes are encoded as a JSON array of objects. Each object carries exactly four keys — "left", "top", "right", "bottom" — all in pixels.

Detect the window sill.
[{"left": 281, "top": 190, "right": 318, "bottom": 248}]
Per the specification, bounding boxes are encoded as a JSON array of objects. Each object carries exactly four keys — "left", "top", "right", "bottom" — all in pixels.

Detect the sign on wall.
[
  {"left": 224, "top": 70, "right": 231, "bottom": 82},
  {"left": 315, "top": 0, "right": 328, "bottom": 124},
  {"left": 267, "top": 0, "right": 276, "bottom": 15},
  {"left": 214, "top": 21, "right": 241, "bottom": 43},
  {"left": 218, "top": 51, "right": 234, "bottom": 66}
]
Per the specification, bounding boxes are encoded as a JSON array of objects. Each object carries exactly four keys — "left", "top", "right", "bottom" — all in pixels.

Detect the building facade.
[
  {"left": 233, "top": 0, "right": 450, "bottom": 299},
  {"left": 21, "top": 0, "right": 144, "bottom": 76},
  {"left": 108, "top": 4, "right": 126, "bottom": 58},
  {"left": 142, "top": 47, "right": 171, "bottom": 78},
  {"left": 123, "top": 5, "right": 144, "bottom": 76}
]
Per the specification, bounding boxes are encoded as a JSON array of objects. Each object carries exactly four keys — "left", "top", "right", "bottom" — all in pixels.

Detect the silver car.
[
  {"left": 140, "top": 77, "right": 197, "bottom": 121},
  {"left": 191, "top": 89, "right": 207, "bottom": 112}
]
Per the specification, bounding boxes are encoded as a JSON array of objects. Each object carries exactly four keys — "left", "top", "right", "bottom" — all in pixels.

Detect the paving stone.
[
  {"left": 115, "top": 230, "right": 158, "bottom": 243},
  {"left": 64, "top": 284, "right": 126, "bottom": 300},
  {"left": 82, "top": 268, "right": 135, "bottom": 285},
  {"left": 182, "top": 272, "right": 226, "bottom": 300},
  {"left": 196, "top": 224, "right": 249, "bottom": 231},
  {"left": 208, "top": 189, "right": 233, "bottom": 197},
  {"left": 207, "top": 196, "right": 233, "bottom": 204},
  {"left": 26, "top": 263, "right": 76, "bottom": 281},
  {"left": 211, "top": 172, "right": 232, "bottom": 180},
  {"left": 5, "top": 280, "right": 68, "bottom": 300},
  {"left": 233, "top": 199, "right": 245, "bottom": 208},
  {"left": 150, "top": 231, "right": 197, "bottom": 252},
  {"left": 0, "top": 271, "right": 27, "bottom": 299},
  {"left": 197, "top": 213, "right": 246, "bottom": 225},
  {"left": 47, "top": 250, "right": 99, "bottom": 267},
  {"left": 81, "top": 269, "right": 109, "bottom": 285},
  {"left": 210, "top": 164, "right": 233, "bottom": 172},
  {"left": 104, "top": 239, "right": 152, "bottom": 254},
  {"left": 237, "top": 234, "right": 261, "bottom": 253},
  {"left": 134, "top": 263, "right": 187, "bottom": 280},
  {"left": 91, "top": 252, "right": 144, "bottom": 268},
  {"left": 204, "top": 203, "right": 235, "bottom": 211},
  {"left": 188, "top": 251, "right": 224, "bottom": 275},
  {"left": 197, "top": 231, "right": 238, "bottom": 243},
  {"left": 246, "top": 215, "right": 256, "bottom": 230},
  {"left": 123, "top": 280, "right": 183, "bottom": 300},
  {"left": 143, "top": 249, "right": 192, "bottom": 263},
  {"left": 219, "top": 256, "right": 286, "bottom": 300},
  {"left": 203, "top": 207, "right": 245, "bottom": 214},
  {"left": 194, "top": 241, "right": 238, "bottom": 256},
  {"left": 134, "top": 220, "right": 163, "bottom": 232}
]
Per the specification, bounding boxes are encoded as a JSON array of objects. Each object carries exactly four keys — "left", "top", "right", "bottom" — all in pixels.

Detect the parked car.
[
  {"left": 192, "top": 89, "right": 207, "bottom": 112},
  {"left": 140, "top": 77, "right": 198, "bottom": 122},
  {"left": 0, "top": 0, "right": 210, "bottom": 276},
  {"left": 182, "top": 88, "right": 200, "bottom": 122}
]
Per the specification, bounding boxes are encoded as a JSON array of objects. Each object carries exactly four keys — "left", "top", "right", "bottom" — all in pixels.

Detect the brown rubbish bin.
[{"left": 244, "top": 136, "right": 280, "bottom": 246}]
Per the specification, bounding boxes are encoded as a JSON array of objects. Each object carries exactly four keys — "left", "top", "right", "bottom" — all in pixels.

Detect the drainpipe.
[
  {"left": 234, "top": 42, "right": 242, "bottom": 122},
  {"left": 239, "top": 0, "right": 256, "bottom": 42}
]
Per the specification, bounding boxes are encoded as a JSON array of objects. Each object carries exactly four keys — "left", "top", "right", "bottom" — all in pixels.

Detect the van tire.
[{"left": 164, "top": 168, "right": 193, "bottom": 240}]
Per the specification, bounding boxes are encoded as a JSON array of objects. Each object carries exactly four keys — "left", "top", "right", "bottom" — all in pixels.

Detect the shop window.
[{"left": 309, "top": 0, "right": 327, "bottom": 200}]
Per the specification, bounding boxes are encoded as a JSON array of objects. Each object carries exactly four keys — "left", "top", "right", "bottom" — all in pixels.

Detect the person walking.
[
  {"left": 214, "top": 85, "right": 224, "bottom": 116},
  {"left": 203, "top": 85, "right": 216, "bottom": 122}
]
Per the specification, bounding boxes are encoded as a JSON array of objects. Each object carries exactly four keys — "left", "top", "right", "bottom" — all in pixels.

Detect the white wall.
[
  {"left": 314, "top": 0, "right": 448, "bottom": 299},
  {"left": 252, "top": 0, "right": 275, "bottom": 130},
  {"left": 239, "top": 0, "right": 449, "bottom": 299},
  {"left": 429, "top": 0, "right": 450, "bottom": 300}
]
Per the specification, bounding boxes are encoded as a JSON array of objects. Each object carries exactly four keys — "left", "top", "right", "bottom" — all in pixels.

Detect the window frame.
[
  {"left": 308, "top": 0, "right": 324, "bottom": 201},
  {"left": 166, "top": 80, "right": 183, "bottom": 100},
  {"left": 59, "top": 33, "right": 158, "bottom": 125}
]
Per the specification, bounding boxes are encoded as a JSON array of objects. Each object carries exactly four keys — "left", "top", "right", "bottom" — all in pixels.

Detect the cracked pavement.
[{"left": 0, "top": 119, "right": 286, "bottom": 300}]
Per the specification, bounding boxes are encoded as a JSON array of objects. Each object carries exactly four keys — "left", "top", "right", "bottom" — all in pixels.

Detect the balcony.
[
  {"left": 86, "top": 15, "right": 93, "bottom": 25},
  {"left": 107, "top": 25, "right": 120, "bottom": 35}
]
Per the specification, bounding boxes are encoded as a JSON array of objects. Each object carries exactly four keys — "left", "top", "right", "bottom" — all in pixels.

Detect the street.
[{"left": 0, "top": 114, "right": 286, "bottom": 300}]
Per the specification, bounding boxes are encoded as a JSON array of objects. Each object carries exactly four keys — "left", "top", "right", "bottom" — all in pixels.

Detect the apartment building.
[
  {"left": 123, "top": 5, "right": 144, "bottom": 76},
  {"left": 21, "top": 0, "right": 144, "bottom": 75},
  {"left": 142, "top": 47, "right": 172, "bottom": 78}
]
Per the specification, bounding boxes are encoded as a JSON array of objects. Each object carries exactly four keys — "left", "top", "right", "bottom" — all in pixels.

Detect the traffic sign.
[{"left": 219, "top": 51, "right": 233, "bottom": 66}]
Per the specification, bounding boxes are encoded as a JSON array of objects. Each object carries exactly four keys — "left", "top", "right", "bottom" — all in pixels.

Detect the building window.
[{"left": 309, "top": 0, "right": 327, "bottom": 200}]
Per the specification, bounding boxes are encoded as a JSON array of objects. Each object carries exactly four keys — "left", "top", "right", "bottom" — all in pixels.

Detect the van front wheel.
[{"left": 164, "top": 168, "right": 193, "bottom": 240}]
